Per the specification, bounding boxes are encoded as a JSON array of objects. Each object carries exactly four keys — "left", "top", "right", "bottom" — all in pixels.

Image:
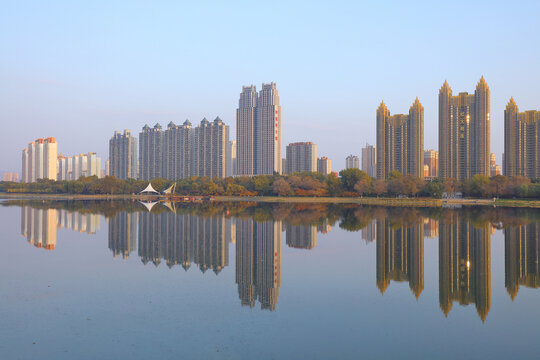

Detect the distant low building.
[
  {"left": 361, "top": 143, "right": 376, "bottom": 177},
  {"left": 345, "top": 155, "right": 360, "bottom": 170},
  {"left": 2, "top": 172, "right": 19, "bottom": 182},
  {"left": 317, "top": 157, "right": 332, "bottom": 175}
]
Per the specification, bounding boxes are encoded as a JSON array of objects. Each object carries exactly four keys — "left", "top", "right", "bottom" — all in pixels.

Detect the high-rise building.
[
  {"left": 257, "top": 83, "right": 282, "bottom": 175},
  {"left": 376, "top": 219, "right": 424, "bottom": 298},
  {"left": 345, "top": 155, "right": 360, "bottom": 169},
  {"left": 424, "top": 150, "right": 439, "bottom": 179},
  {"left": 109, "top": 130, "right": 138, "bottom": 179},
  {"left": 361, "top": 143, "right": 376, "bottom": 178},
  {"left": 163, "top": 120, "right": 192, "bottom": 180},
  {"left": 21, "top": 138, "right": 57, "bottom": 182},
  {"left": 226, "top": 140, "right": 236, "bottom": 177},
  {"left": 317, "top": 157, "right": 332, "bottom": 175},
  {"left": 504, "top": 223, "right": 540, "bottom": 300},
  {"left": 193, "top": 117, "right": 228, "bottom": 178},
  {"left": 504, "top": 98, "right": 540, "bottom": 178},
  {"left": 236, "top": 83, "right": 282, "bottom": 176},
  {"left": 439, "top": 212, "right": 491, "bottom": 322},
  {"left": 236, "top": 85, "right": 257, "bottom": 176},
  {"left": 376, "top": 98, "right": 424, "bottom": 180},
  {"left": 286, "top": 142, "right": 317, "bottom": 173},
  {"left": 139, "top": 123, "right": 163, "bottom": 180},
  {"left": 439, "top": 78, "right": 490, "bottom": 180}
]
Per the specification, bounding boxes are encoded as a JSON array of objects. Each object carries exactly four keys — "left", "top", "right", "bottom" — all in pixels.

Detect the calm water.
[{"left": 0, "top": 200, "right": 539, "bottom": 359}]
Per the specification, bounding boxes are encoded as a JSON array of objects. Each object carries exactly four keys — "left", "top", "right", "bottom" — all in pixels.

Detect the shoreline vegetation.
[
  {"left": 2, "top": 193, "right": 540, "bottom": 208},
  {"left": 1, "top": 168, "right": 540, "bottom": 208}
]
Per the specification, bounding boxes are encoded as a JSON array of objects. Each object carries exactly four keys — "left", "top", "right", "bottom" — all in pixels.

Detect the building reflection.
[
  {"left": 439, "top": 213, "right": 491, "bottom": 322},
  {"left": 362, "top": 219, "right": 377, "bottom": 243},
  {"left": 423, "top": 218, "right": 439, "bottom": 239},
  {"left": 236, "top": 218, "right": 282, "bottom": 310},
  {"left": 108, "top": 212, "right": 138, "bottom": 259},
  {"left": 505, "top": 224, "right": 540, "bottom": 300},
  {"left": 376, "top": 219, "right": 424, "bottom": 298},
  {"left": 20, "top": 207, "right": 101, "bottom": 250},
  {"left": 137, "top": 212, "right": 228, "bottom": 273},
  {"left": 286, "top": 224, "right": 317, "bottom": 249}
]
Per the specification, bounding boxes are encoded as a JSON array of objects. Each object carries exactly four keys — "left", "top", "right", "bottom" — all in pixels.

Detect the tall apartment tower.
[
  {"left": 109, "top": 130, "right": 138, "bottom": 179},
  {"left": 504, "top": 98, "right": 540, "bottom": 178},
  {"left": 21, "top": 138, "right": 57, "bottom": 182},
  {"left": 236, "top": 83, "right": 282, "bottom": 176},
  {"left": 286, "top": 142, "right": 317, "bottom": 173},
  {"left": 139, "top": 123, "right": 163, "bottom": 180},
  {"left": 439, "top": 77, "right": 490, "bottom": 180},
  {"left": 376, "top": 98, "right": 424, "bottom": 179},
  {"left": 257, "top": 83, "right": 282, "bottom": 175},
  {"left": 361, "top": 143, "right": 376, "bottom": 177},
  {"left": 193, "top": 117, "right": 228, "bottom": 178},
  {"left": 163, "top": 120, "right": 192, "bottom": 180},
  {"left": 237, "top": 85, "right": 257, "bottom": 176}
]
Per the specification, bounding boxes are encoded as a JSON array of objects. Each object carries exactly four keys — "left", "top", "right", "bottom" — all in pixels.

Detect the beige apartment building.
[
  {"left": 376, "top": 98, "right": 424, "bottom": 179},
  {"left": 504, "top": 98, "right": 540, "bottom": 178},
  {"left": 439, "top": 77, "right": 490, "bottom": 180}
]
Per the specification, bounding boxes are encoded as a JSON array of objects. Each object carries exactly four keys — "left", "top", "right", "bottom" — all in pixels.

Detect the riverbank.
[{"left": 2, "top": 192, "right": 540, "bottom": 208}]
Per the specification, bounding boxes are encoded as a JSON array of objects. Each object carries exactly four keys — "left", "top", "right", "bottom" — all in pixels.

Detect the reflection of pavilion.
[
  {"left": 137, "top": 212, "right": 228, "bottom": 274},
  {"left": 439, "top": 214, "right": 491, "bottom": 322},
  {"left": 376, "top": 219, "right": 424, "bottom": 298},
  {"left": 236, "top": 218, "right": 282, "bottom": 310},
  {"left": 505, "top": 224, "right": 540, "bottom": 300},
  {"left": 286, "top": 224, "right": 317, "bottom": 249}
]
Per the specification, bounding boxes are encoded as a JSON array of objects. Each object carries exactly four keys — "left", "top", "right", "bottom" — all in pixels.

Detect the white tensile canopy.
[
  {"left": 139, "top": 182, "right": 159, "bottom": 194},
  {"left": 162, "top": 183, "right": 176, "bottom": 195}
]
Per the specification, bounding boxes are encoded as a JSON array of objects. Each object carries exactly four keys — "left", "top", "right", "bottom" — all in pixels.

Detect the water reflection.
[
  {"left": 439, "top": 212, "right": 491, "bottom": 322},
  {"left": 21, "top": 206, "right": 101, "bottom": 250},
  {"left": 8, "top": 200, "right": 540, "bottom": 319},
  {"left": 376, "top": 220, "right": 424, "bottom": 298},
  {"left": 505, "top": 224, "right": 540, "bottom": 299}
]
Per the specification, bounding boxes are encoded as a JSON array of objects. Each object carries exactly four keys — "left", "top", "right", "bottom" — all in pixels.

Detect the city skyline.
[{"left": 2, "top": 1, "right": 539, "bottom": 174}]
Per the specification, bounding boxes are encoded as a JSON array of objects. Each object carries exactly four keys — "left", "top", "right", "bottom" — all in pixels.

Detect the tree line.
[{"left": 1, "top": 169, "right": 540, "bottom": 199}]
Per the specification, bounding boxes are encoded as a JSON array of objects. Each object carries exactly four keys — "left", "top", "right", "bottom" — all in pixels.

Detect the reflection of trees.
[{"left": 5, "top": 200, "right": 540, "bottom": 230}]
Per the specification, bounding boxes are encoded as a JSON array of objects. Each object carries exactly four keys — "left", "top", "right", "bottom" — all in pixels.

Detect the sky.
[{"left": 1, "top": 0, "right": 539, "bottom": 173}]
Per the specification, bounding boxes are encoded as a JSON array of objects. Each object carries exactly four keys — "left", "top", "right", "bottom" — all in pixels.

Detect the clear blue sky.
[{"left": 1, "top": 0, "right": 539, "bottom": 173}]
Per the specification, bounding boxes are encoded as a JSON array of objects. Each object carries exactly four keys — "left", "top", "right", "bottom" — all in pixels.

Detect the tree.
[
  {"left": 354, "top": 179, "right": 370, "bottom": 196},
  {"left": 326, "top": 173, "right": 342, "bottom": 196},
  {"left": 371, "top": 179, "right": 386, "bottom": 197},
  {"left": 442, "top": 178, "right": 458, "bottom": 195},
  {"left": 339, "top": 168, "right": 370, "bottom": 192},
  {"left": 272, "top": 178, "right": 292, "bottom": 196}
]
